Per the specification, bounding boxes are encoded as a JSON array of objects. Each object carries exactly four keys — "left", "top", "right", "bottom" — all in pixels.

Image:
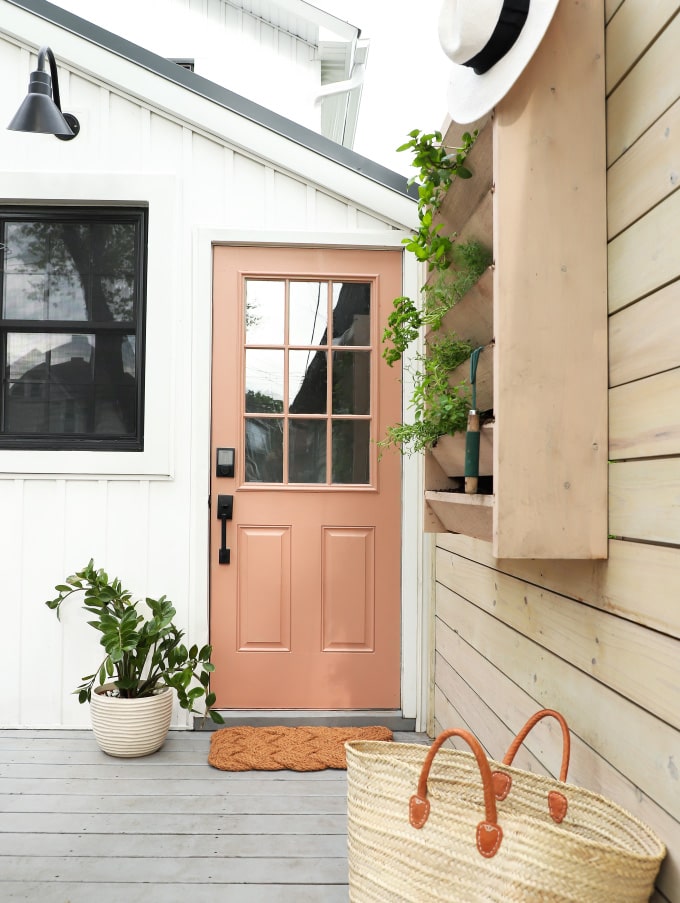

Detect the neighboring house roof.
[
  {"left": 32, "top": 0, "right": 367, "bottom": 149},
  {"left": 228, "top": 0, "right": 359, "bottom": 42},
  {"left": 5, "top": 0, "right": 410, "bottom": 195}
]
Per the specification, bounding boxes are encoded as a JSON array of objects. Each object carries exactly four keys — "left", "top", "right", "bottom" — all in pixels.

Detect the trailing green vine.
[
  {"left": 398, "top": 128, "right": 477, "bottom": 271},
  {"left": 378, "top": 128, "right": 492, "bottom": 456}
]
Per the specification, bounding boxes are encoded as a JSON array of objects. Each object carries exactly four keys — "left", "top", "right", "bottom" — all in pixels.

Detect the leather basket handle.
[
  {"left": 491, "top": 709, "right": 570, "bottom": 823},
  {"left": 409, "top": 728, "right": 503, "bottom": 858}
]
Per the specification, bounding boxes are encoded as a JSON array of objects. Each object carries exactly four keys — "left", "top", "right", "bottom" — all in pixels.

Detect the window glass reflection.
[
  {"left": 5, "top": 333, "right": 93, "bottom": 434},
  {"left": 289, "top": 349, "right": 326, "bottom": 413},
  {"left": 245, "top": 280, "right": 285, "bottom": 344},
  {"left": 332, "top": 351, "right": 370, "bottom": 415},
  {"left": 3, "top": 274, "right": 49, "bottom": 319},
  {"left": 332, "top": 421, "right": 370, "bottom": 484},
  {"left": 289, "top": 420, "right": 326, "bottom": 483},
  {"left": 332, "top": 282, "right": 370, "bottom": 346},
  {"left": 289, "top": 281, "right": 326, "bottom": 346},
  {"left": 4, "top": 332, "right": 135, "bottom": 436},
  {"left": 3, "top": 222, "right": 50, "bottom": 274},
  {"left": 2, "top": 221, "right": 137, "bottom": 322},
  {"left": 245, "top": 418, "right": 283, "bottom": 482},
  {"left": 245, "top": 349, "right": 284, "bottom": 413}
]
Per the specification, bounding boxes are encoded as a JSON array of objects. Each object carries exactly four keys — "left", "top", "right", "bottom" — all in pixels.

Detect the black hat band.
[{"left": 463, "top": 0, "right": 530, "bottom": 75}]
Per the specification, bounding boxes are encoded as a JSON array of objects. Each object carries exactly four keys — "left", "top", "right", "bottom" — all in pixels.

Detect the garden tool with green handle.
[{"left": 465, "top": 346, "right": 483, "bottom": 494}]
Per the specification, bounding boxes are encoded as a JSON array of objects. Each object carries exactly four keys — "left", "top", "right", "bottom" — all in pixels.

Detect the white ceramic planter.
[{"left": 90, "top": 684, "right": 174, "bottom": 757}]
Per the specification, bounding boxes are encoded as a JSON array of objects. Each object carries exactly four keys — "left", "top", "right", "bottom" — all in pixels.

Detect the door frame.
[{"left": 189, "top": 229, "right": 432, "bottom": 730}]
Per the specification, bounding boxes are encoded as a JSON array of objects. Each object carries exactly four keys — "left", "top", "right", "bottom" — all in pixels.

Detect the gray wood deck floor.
[{"left": 0, "top": 728, "right": 426, "bottom": 902}]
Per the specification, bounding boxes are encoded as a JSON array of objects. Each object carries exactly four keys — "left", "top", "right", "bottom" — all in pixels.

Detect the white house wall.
[
  {"left": 0, "top": 12, "right": 417, "bottom": 729},
  {"left": 39, "top": 0, "right": 329, "bottom": 132}
]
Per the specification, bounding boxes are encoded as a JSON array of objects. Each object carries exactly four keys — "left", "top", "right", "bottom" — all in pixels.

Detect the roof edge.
[{"left": 5, "top": 0, "right": 416, "bottom": 200}]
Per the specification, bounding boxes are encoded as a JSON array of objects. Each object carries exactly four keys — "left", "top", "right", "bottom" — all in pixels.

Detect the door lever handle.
[{"left": 216, "top": 494, "right": 233, "bottom": 564}]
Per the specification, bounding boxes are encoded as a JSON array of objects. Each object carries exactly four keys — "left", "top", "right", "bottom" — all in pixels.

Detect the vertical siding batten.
[{"left": 0, "top": 480, "right": 24, "bottom": 726}]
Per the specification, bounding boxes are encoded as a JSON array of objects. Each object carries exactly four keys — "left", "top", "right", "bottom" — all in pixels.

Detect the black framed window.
[{"left": 0, "top": 206, "right": 147, "bottom": 450}]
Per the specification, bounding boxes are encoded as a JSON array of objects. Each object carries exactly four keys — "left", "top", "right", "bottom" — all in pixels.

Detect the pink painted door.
[{"left": 210, "top": 246, "right": 402, "bottom": 709}]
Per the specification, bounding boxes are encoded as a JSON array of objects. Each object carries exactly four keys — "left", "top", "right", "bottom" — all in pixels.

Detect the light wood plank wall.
[{"left": 432, "top": 1, "right": 680, "bottom": 898}]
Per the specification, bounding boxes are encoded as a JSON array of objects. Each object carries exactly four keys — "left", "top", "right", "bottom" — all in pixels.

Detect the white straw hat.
[{"left": 439, "top": 0, "right": 561, "bottom": 123}]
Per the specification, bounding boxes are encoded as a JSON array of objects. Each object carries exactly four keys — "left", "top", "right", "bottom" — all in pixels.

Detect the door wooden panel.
[
  {"left": 237, "top": 526, "right": 291, "bottom": 650},
  {"left": 322, "top": 527, "right": 374, "bottom": 651},
  {"left": 210, "top": 246, "right": 403, "bottom": 709}
]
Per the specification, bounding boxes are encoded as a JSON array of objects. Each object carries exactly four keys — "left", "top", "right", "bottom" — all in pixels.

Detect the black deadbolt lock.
[{"left": 216, "top": 447, "right": 235, "bottom": 478}]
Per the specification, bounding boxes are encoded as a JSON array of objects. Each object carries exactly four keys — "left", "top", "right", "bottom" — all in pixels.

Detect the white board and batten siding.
[
  {"left": 433, "top": 1, "right": 680, "bottom": 900},
  {"left": 0, "top": 3, "right": 417, "bottom": 730}
]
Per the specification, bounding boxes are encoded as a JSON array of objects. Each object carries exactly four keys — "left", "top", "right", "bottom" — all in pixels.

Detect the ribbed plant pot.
[{"left": 90, "top": 684, "right": 174, "bottom": 757}]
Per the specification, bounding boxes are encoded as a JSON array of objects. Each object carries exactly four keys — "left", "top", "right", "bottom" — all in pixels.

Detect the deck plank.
[
  {"left": 0, "top": 832, "right": 347, "bottom": 857},
  {"left": 2, "top": 854, "right": 348, "bottom": 883},
  {"left": 1, "top": 811, "right": 347, "bottom": 834},
  {"left": 0, "top": 728, "right": 428, "bottom": 900},
  {"left": 1, "top": 882, "right": 350, "bottom": 902},
  {"left": 2, "top": 792, "right": 348, "bottom": 814}
]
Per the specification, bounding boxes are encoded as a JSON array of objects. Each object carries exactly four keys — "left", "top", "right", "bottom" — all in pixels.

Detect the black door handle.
[{"left": 216, "top": 494, "right": 233, "bottom": 564}]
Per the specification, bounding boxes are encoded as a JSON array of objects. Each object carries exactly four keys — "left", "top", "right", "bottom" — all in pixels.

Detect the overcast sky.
[{"left": 313, "top": 0, "right": 452, "bottom": 177}]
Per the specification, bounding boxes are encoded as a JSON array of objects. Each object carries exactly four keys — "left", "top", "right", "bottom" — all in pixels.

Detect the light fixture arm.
[
  {"left": 40, "top": 47, "right": 62, "bottom": 112},
  {"left": 39, "top": 46, "right": 80, "bottom": 141}
]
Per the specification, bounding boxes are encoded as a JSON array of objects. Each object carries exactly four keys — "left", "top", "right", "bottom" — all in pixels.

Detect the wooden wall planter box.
[
  {"left": 446, "top": 342, "right": 493, "bottom": 412},
  {"left": 430, "top": 424, "right": 494, "bottom": 478},
  {"left": 423, "top": 0, "right": 608, "bottom": 559},
  {"left": 436, "top": 266, "right": 494, "bottom": 348},
  {"left": 425, "top": 491, "right": 493, "bottom": 541}
]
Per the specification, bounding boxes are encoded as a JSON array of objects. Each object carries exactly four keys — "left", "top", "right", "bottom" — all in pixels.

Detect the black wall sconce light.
[{"left": 7, "top": 45, "right": 80, "bottom": 140}]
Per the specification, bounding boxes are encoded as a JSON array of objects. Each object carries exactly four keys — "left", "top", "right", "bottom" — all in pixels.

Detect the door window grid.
[{"left": 243, "top": 277, "right": 373, "bottom": 486}]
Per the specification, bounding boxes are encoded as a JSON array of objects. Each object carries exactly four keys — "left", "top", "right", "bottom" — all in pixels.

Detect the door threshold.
[{"left": 193, "top": 709, "right": 415, "bottom": 731}]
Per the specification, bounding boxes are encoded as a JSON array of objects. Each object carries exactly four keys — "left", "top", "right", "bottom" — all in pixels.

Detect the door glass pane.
[
  {"left": 245, "top": 349, "right": 284, "bottom": 413},
  {"left": 332, "top": 282, "right": 371, "bottom": 346},
  {"left": 289, "top": 419, "right": 326, "bottom": 483},
  {"left": 332, "top": 421, "right": 370, "bottom": 484},
  {"left": 289, "top": 349, "right": 326, "bottom": 413},
  {"left": 245, "top": 280, "right": 285, "bottom": 344},
  {"left": 332, "top": 351, "right": 370, "bottom": 414},
  {"left": 245, "top": 418, "right": 283, "bottom": 482},
  {"left": 289, "top": 281, "right": 327, "bottom": 345}
]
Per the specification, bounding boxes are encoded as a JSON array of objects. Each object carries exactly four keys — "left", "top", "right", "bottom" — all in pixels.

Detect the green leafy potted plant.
[{"left": 46, "top": 560, "right": 224, "bottom": 757}]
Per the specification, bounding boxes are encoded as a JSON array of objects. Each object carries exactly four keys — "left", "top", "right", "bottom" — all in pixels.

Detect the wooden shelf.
[
  {"left": 423, "top": 0, "right": 608, "bottom": 559},
  {"left": 425, "top": 491, "right": 493, "bottom": 541}
]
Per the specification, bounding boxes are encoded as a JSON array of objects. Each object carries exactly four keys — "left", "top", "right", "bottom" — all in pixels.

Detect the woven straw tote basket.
[{"left": 346, "top": 711, "right": 665, "bottom": 903}]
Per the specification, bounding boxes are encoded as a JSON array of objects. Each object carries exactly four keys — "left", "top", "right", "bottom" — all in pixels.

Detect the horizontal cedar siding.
[{"left": 432, "top": 1, "right": 680, "bottom": 899}]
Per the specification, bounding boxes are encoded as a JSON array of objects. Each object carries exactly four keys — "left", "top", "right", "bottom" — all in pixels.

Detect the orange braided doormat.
[{"left": 208, "top": 725, "right": 393, "bottom": 771}]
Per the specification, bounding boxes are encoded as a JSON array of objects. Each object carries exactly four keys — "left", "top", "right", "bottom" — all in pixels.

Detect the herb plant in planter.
[
  {"left": 382, "top": 240, "right": 492, "bottom": 367},
  {"left": 46, "top": 560, "right": 224, "bottom": 757},
  {"left": 379, "top": 331, "right": 473, "bottom": 456},
  {"left": 380, "top": 127, "right": 492, "bottom": 457}
]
